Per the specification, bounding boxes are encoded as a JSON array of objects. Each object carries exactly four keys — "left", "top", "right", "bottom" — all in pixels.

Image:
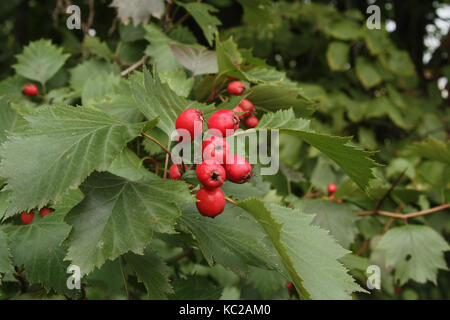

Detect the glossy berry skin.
[
  {"left": 286, "top": 282, "right": 293, "bottom": 291},
  {"left": 244, "top": 115, "right": 258, "bottom": 128},
  {"left": 207, "top": 109, "right": 240, "bottom": 137},
  {"left": 227, "top": 81, "right": 246, "bottom": 96},
  {"left": 196, "top": 160, "right": 226, "bottom": 189},
  {"left": 202, "top": 136, "right": 230, "bottom": 164},
  {"left": 39, "top": 208, "right": 52, "bottom": 216},
  {"left": 169, "top": 164, "right": 186, "bottom": 180},
  {"left": 175, "top": 108, "right": 204, "bottom": 142},
  {"left": 23, "top": 83, "right": 38, "bottom": 96},
  {"left": 20, "top": 210, "right": 35, "bottom": 225},
  {"left": 327, "top": 183, "right": 337, "bottom": 194},
  {"left": 224, "top": 155, "right": 252, "bottom": 184},
  {"left": 196, "top": 187, "right": 225, "bottom": 218}
]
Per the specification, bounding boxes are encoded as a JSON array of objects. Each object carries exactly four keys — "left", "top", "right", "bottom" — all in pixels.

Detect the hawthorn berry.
[
  {"left": 227, "top": 81, "right": 246, "bottom": 96},
  {"left": 175, "top": 108, "right": 204, "bottom": 142},
  {"left": 244, "top": 115, "right": 259, "bottom": 128},
  {"left": 196, "top": 187, "right": 226, "bottom": 217},
  {"left": 20, "top": 210, "right": 35, "bottom": 225},
  {"left": 224, "top": 155, "right": 252, "bottom": 184},
  {"left": 196, "top": 160, "right": 226, "bottom": 189},
  {"left": 286, "top": 282, "right": 293, "bottom": 291},
  {"left": 39, "top": 208, "right": 52, "bottom": 216},
  {"left": 202, "top": 136, "right": 230, "bottom": 164},
  {"left": 328, "top": 183, "right": 337, "bottom": 194},
  {"left": 394, "top": 286, "right": 402, "bottom": 294},
  {"left": 23, "top": 83, "right": 38, "bottom": 96},
  {"left": 232, "top": 105, "right": 246, "bottom": 119},
  {"left": 238, "top": 99, "right": 255, "bottom": 113},
  {"left": 169, "top": 164, "right": 186, "bottom": 180},
  {"left": 207, "top": 109, "right": 240, "bottom": 137}
]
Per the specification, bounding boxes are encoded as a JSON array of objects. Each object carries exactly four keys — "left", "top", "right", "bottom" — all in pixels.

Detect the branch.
[
  {"left": 121, "top": 56, "right": 147, "bottom": 77},
  {"left": 372, "top": 169, "right": 406, "bottom": 213},
  {"left": 355, "top": 203, "right": 450, "bottom": 219},
  {"left": 165, "top": 248, "right": 193, "bottom": 264}
]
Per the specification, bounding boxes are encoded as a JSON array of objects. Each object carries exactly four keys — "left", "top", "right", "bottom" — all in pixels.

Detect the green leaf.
[
  {"left": 169, "top": 44, "right": 218, "bottom": 76},
  {"left": 327, "top": 19, "right": 361, "bottom": 41},
  {"left": 159, "top": 69, "right": 195, "bottom": 98},
  {"left": 12, "top": 39, "right": 70, "bottom": 85},
  {"left": 177, "top": 2, "right": 221, "bottom": 46},
  {"left": 69, "top": 59, "right": 120, "bottom": 93},
  {"left": 0, "top": 98, "right": 20, "bottom": 145},
  {"left": 246, "top": 267, "right": 286, "bottom": 299},
  {"left": 236, "top": 109, "right": 378, "bottom": 192},
  {"left": 0, "top": 105, "right": 144, "bottom": 217},
  {"left": 377, "top": 225, "right": 450, "bottom": 285},
  {"left": 379, "top": 48, "right": 415, "bottom": 76},
  {"left": 84, "top": 36, "right": 114, "bottom": 61},
  {"left": 410, "top": 136, "right": 450, "bottom": 164},
  {"left": 0, "top": 228, "right": 14, "bottom": 282},
  {"left": 3, "top": 189, "right": 83, "bottom": 296},
  {"left": 65, "top": 172, "right": 193, "bottom": 275},
  {"left": 130, "top": 68, "right": 213, "bottom": 136},
  {"left": 170, "top": 277, "right": 223, "bottom": 300},
  {"left": 108, "top": 148, "right": 157, "bottom": 182},
  {"left": 179, "top": 202, "right": 282, "bottom": 275},
  {"left": 326, "top": 42, "right": 350, "bottom": 71},
  {"left": 289, "top": 198, "right": 360, "bottom": 249},
  {"left": 124, "top": 249, "right": 173, "bottom": 299},
  {"left": 355, "top": 57, "right": 382, "bottom": 89},
  {"left": 238, "top": 199, "right": 362, "bottom": 299},
  {"left": 82, "top": 73, "right": 121, "bottom": 106},
  {"left": 248, "top": 84, "right": 315, "bottom": 118},
  {"left": 110, "top": 0, "right": 164, "bottom": 26},
  {"left": 144, "top": 24, "right": 181, "bottom": 71}
]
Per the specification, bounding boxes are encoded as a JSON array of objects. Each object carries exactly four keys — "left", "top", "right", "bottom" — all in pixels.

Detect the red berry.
[
  {"left": 336, "top": 199, "right": 343, "bottom": 203},
  {"left": 169, "top": 164, "right": 186, "bottom": 180},
  {"left": 329, "top": 194, "right": 335, "bottom": 200},
  {"left": 232, "top": 105, "right": 246, "bottom": 119},
  {"left": 394, "top": 286, "right": 402, "bottom": 294},
  {"left": 328, "top": 183, "right": 337, "bottom": 194},
  {"left": 39, "top": 208, "right": 52, "bottom": 216},
  {"left": 202, "top": 136, "right": 230, "bottom": 164},
  {"left": 238, "top": 99, "right": 255, "bottom": 113},
  {"left": 175, "top": 108, "right": 204, "bottom": 142},
  {"left": 196, "top": 187, "right": 225, "bottom": 217},
  {"left": 23, "top": 83, "right": 38, "bottom": 96},
  {"left": 286, "top": 282, "right": 293, "bottom": 291},
  {"left": 196, "top": 160, "right": 226, "bottom": 189},
  {"left": 244, "top": 115, "right": 258, "bottom": 128},
  {"left": 224, "top": 155, "right": 252, "bottom": 184},
  {"left": 227, "top": 81, "right": 246, "bottom": 96},
  {"left": 207, "top": 109, "right": 240, "bottom": 137},
  {"left": 20, "top": 210, "right": 35, "bottom": 225}
]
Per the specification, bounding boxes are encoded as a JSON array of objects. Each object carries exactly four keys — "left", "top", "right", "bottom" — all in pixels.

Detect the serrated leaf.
[
  {"left": 108, "top": 148, "right": 158, "bottom": 182},
  {"left": 326, "top": 42, "right": 350, "bottom": 71},
  {"left": 179, "top": 202, "right": 282, "bottom": 275},
  {"left": 289, "top": 198, "right": 360, "bottom": 248},
  {"left": 2, "top": 189, "right": 83, "bottom": 297},
  {"left": 0, "top": 105, "right": 144, "bottom": 217},
  {"left": 69, "top": 59, "right": 120, "bottom": 93},
  {"left": 248, "top": 84, "right": 315, "bottom": 118},
  {"left": 130, "top": 68, "right": 214, "bottom": 136},
  {"left": 159, "top": 69, "right": 195, "bottom": 97},
  {"left": 0, "top": 228, "right": 14, "bottom": 282},
  {"left": 65, "top": 172, "right": 193, "bottom": 275},
  {"left": 124, "top": 248, "right": 173, "bottom": 299},
  {"left": 110, "top": 0, "right": 164, "bottom": 26},
  {"left": 170, "top": 277, "right": 223, "bottom": 300},
  {"left": 177, "top": 2, "right": 221, "bottom": 46},
  {"left": 410, "top": 136, "right": 450, "bottom": 164},
  {"left": 84, "top": 36, "right": 114, "bottom": 60},
  {"left": 356, "top": 57, "right": 382, "bottom": 89},
  {"left": 144, "top": 24, "right": 181, "bottom": 71},
  {"left": 82, "top": 73, "right": 121, "bottom": 106},
  {"left": 169, "top": 44, "right": 218, "bottom": 76},
  {"left": 0, "top": 98, "right": 20, "bottom": 146},
  {"left": 238, "top": 199, "right": 363, "bottom": 299},
  {"left": 246, "top": 267, "right": 286, "bottom": 299},
  {"left": 377, "top": 225, "right": 450, "bottom": 285},
  {"left": 236, "top": 109, "right": 378, "bottom": 191},
  {"left": 13, "top": 40, "right": 70, "bottom": 85}
]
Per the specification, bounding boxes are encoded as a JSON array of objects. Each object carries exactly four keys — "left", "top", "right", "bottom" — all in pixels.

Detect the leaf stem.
[
  {"left": 225, "top": 196, "right": 238, "bottom": 205},
  {"left": 121, "top": 55, "right": 147, "bottom": 77},
  {"left": 141, "top": 132, "right": 172, "bottom": 156}
]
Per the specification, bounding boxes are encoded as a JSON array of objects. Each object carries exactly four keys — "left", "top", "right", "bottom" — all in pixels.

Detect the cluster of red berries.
[
  {"left": 169, "top": 81, "right": 256, "bottom": 218},
  {"left": 23, "top": 83, "right": 38, "bottom": 96},
  {"left": 20, "top": 208, "right": 52, "bottom": 225}
]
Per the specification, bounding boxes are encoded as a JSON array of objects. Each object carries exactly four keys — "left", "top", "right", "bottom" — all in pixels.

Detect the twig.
[
  {"left": 225, "top": 196, "right": 238, "bottom": 206},
  {"left": 121, "top": 56, "right": 148, "bottom": 77},
  {"left": 141, "top": 132, "right": 171, "bottom": 156},
  {"left": 372, "top": 169, "right": 406, "bottom": 213},
  {"left": 166, "top": 12, "right": 190, "bottom": 34},
  {"left": 163, "top": 140, "right": 171, "bottom": 179},
  {"left": 355, "top": 203, "right": 450, "bottom": 219},
  {"left": 165, "top": 248, "right": 193, "bottom": 264}
]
